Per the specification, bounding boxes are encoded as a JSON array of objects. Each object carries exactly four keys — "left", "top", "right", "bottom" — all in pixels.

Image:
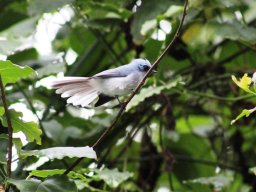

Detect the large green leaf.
[
  {"left": 0, "top": 60, "right": 35, "bottom": 85},
  {"left": 8, "top": 175, "right": 77, "bottom": 192},
  {"left": 1, "top": 110, "right": 42, "bottom": 145},
  {"left": 183, "top": 21, "right": 256, "bottom": 48},
  {"left": 21, "top": 146, "right": 97, "bottom": 160}
]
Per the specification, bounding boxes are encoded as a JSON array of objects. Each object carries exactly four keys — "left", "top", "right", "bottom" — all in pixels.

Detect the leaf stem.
[
  {"left": 0, "top": 75, "right": 13, "bottom": 177},
  {"left": 64, "top": 0, "right": 189, "bottom": 174}
]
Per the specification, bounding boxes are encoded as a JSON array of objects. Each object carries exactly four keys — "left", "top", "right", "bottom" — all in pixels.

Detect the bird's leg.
[
  {"left": 115, "top": 95, "right": 122, "bottom": 105},
  {"left": 115, "top": 95, "right": 127, "bottom": 109}
]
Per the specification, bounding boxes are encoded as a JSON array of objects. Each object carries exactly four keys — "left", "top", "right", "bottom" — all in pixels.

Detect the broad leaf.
[
  {"left": 21, "top": 146, "right": 97, "bottom": 160},
  {"left": 1, "top": 110, "right": 42, "bottom": 145},
  {"left": 29, "top": 169, "right": 66, "bottom": 178},
  {"left": 0, "top": 60, "right": 35, "bottom": 85},
  {"left": 8, "top": 175, "right": 78, "bottom": 192}
]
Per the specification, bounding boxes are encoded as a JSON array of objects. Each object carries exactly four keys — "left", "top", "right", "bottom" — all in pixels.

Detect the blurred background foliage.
[{"left": 1, "top": 0, "right": 256, "bottom": 191}]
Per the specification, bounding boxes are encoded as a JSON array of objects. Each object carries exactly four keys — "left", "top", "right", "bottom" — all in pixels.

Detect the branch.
[
  {"left": 216, "top": 47, "right": 250, "bottom": 66},
  {"left": 64, "top": 0, "right": 189, "bottom": 175},
  {"left": 0, "top": 75, "right": 13, "bottom": 177}
]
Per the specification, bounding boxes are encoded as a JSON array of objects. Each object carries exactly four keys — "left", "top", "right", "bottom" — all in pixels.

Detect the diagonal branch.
[
  {"left": 64, "top": 0, "right": 189, "bottom": 175},
  {"left": 0, "top": 75, "right": 13, "bottom": 177}
]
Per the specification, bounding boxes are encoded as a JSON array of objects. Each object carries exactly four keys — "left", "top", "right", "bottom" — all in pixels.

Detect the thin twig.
[
  {"left": 216, "top": 47, "right": 250, "bottom": 66},
  {"left": 16, "top": 84, "right": 46, "bottom": 135},
  {"left": 64, "top": 0, "right": 189, "bottom": 174},
  {"left": 0, "top": 75, "right": 13, "bottom": 177}
]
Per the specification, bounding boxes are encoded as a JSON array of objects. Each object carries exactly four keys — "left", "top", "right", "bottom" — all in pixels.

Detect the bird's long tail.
[{"left": 51, "top": 77, "right": 99, "bottom": 107}]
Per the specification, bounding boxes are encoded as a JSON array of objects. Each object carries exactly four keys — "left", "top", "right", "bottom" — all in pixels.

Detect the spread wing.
[{"left": 93, "top": 68, "right": 127, "bottom": 79}]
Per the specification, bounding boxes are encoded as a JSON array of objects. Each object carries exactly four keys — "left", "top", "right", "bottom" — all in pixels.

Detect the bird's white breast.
[{"left": 91, "top": 71, "right": 145, "bottom": 96}]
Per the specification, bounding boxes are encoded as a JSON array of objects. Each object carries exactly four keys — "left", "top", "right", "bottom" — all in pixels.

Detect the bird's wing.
[{"left": 93, "top": 68, "right": 127, "bottom": 79}]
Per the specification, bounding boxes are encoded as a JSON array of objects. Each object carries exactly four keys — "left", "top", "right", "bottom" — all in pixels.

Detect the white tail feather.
[{"left": 52, "top": 77, "right": 99, "bottom": 107}]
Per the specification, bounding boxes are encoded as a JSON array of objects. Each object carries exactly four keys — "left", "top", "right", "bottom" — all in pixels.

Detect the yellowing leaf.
[{"left": 231, "top": 74, "right": 256, "bottom": 95}]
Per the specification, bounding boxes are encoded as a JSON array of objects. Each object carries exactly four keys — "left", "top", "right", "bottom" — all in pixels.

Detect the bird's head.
[{"left": 133, "top": 58, "right": 156, "bottom": 73}]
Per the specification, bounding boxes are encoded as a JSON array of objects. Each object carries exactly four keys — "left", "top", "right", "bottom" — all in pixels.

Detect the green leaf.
[
  {"left": 0, "top": 60, "right": 35, "bottom": 85},
  {"left": 8, "top": 175, "right": 78, "bottom": 192},
  {"left": 127, "top": 77, "right": 182, "bottom": 111},
  {"left": 0, "top": 107, "right": 4, "bottom": 116},
  {"left": 1, "top": 110, "right": 42, "bottom": 145},
  {"left": 94, "top": 168, "right": 133, "bottom": 188},
  {"left": 231, "top": 107, "right": 256, "bottom": 125},
  {"left": 28, "top": 0, "right": 74, "bottom": 16},
  {"left": 183, "top": 21, "right": 256, "bottom": 49},
  {"left": 29, "top": 169, "right": 66, "bottom": 178},
  {"left": 21, "top": 146, "right": 97, "bottom": 160}
]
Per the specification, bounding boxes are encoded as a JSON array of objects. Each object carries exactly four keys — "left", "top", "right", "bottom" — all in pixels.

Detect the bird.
[{"left": 51, "top": 58, "right": 156, "bottom": 107}]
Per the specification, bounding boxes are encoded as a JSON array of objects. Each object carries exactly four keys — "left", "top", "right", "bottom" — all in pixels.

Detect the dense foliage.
[{"left": 1, "top": 0, "right": 256, "bottom": 191}]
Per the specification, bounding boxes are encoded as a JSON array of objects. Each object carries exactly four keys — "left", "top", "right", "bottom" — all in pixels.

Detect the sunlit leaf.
[
  {"left": 21, "top": 146, "right": 97, "bottom": 160},
  {"left": 231, "top": 107, "right": 256, "bottom": 125},
  {"left": 0, "top": 60, "right": 35, "bottom": 85},
  {"left": 1, "top": 110, "right": 42, "bottom": 145},
  {"left": 0, "top": 107, "right": 4, "bottom": 116},
  {"left": 231, "top": 74, "right": 256, "bottom": 95},
  {"left": 8, "top": 175, "right": 77, "bottom": 192},
  {"left": 0, "top": 17, "right": 38, "bottom": 55}
]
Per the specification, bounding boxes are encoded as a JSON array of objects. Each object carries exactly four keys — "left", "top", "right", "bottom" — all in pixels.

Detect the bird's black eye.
[{"left": 142, "top": 65, "right": 150, "bottom": 72}]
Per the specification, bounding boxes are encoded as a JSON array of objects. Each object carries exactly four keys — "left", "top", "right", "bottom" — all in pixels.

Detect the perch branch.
[{"left": 0, "top": 75, "right": 13, "bottom": 177}]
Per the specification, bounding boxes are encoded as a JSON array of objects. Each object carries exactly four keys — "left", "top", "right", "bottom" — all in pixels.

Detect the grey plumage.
[{"left": 51, "top": 58, "right": 153, "bottom": 107}]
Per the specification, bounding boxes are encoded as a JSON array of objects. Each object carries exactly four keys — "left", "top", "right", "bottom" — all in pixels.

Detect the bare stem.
[
  {"left": 64, "top": 0, "right": 189, "bottom": 174},
  {"left": 0, "top": 75, "right": 13, "bottom": 177}
]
